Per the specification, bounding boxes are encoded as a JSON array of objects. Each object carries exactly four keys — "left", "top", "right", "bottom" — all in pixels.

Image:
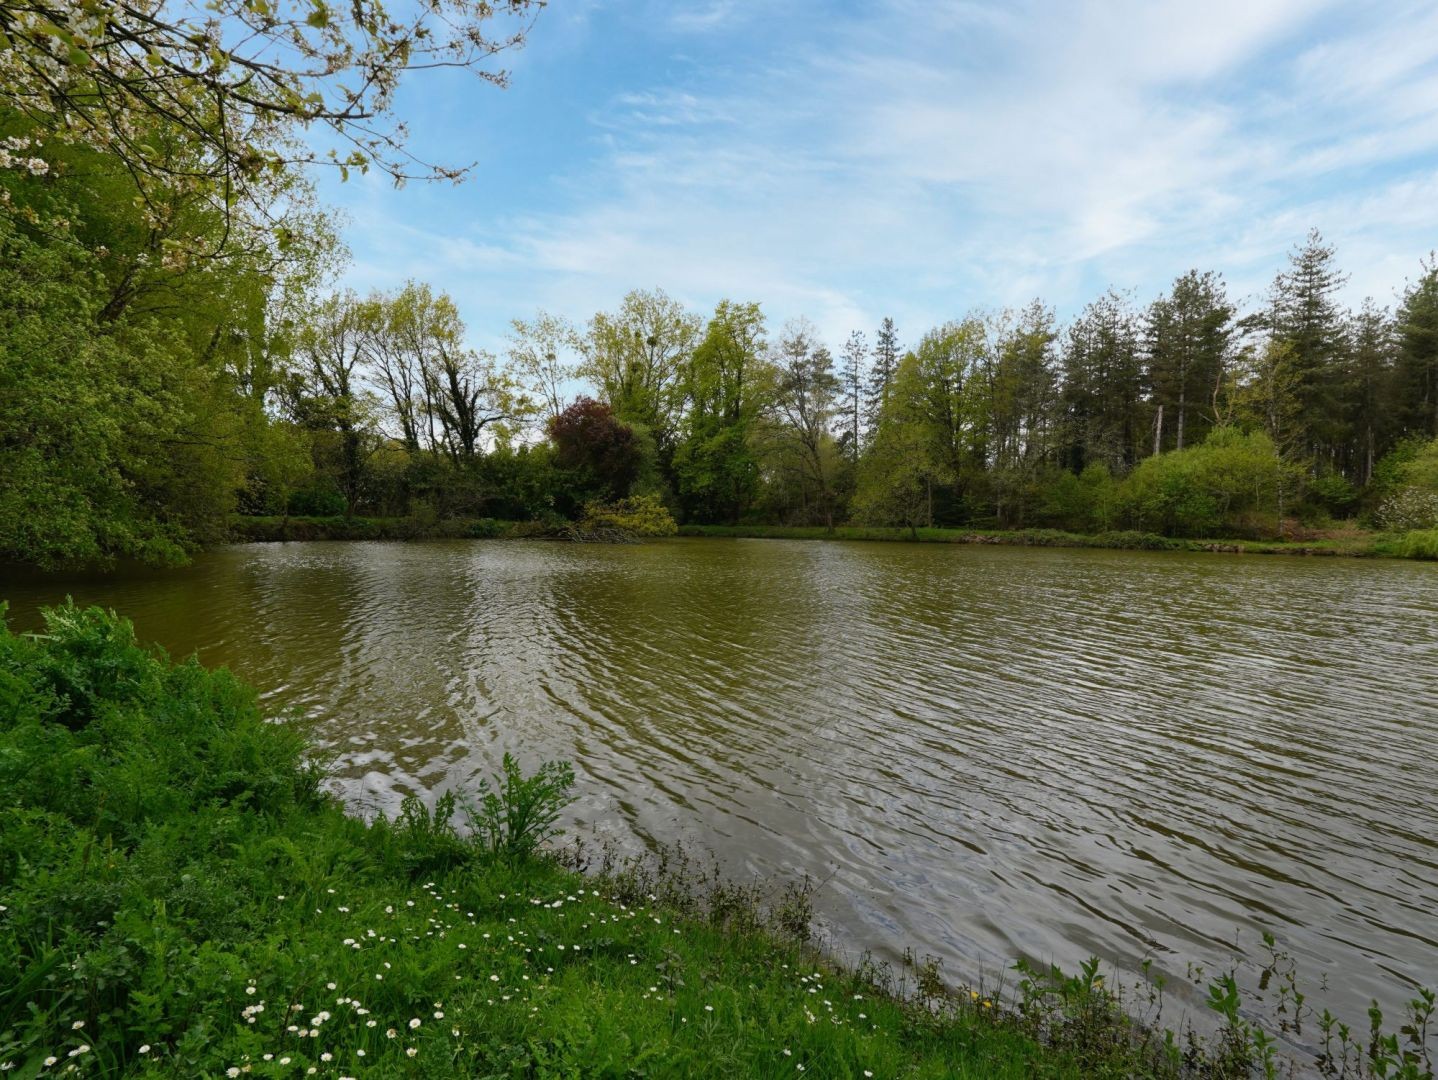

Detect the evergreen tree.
[
  {"left": 839, "top": 330, "right": 867, "bottom": 462},
  {"left": 1342, "top": 301, "right": 1396, "bottom": 485},
  {"left": 863, "top": 317, "right": 900, "bottom": 436},
  {"left": 1146, "top": 270, "right": 1233, "bottom": 452},
  {"left": 1394, "top": 259, "right": 1438, "bottom": 439},
  {"left": 1266, "top": 229, "right": 1349, "bottom": 463},
  {"left": 1059, "top": 291, "right": 1144, "bottom": 473}
]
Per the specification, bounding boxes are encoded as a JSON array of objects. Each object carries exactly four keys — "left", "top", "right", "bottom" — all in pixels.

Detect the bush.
[
  {"left": 581, "top": 493, "right": 678, "bottom": 537},
  {"left": 1392, "top": 529, "right": 1438, "bottom": 559},
  {"left": 1376, "top": 486, "right": 1438, "bottom": 531}
]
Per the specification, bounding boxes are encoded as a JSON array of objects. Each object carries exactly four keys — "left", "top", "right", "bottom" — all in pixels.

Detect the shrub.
[
  {"left": 581, "top": 493, "right": 678, "bottom": 537},
  {"left": 1376, "top": 486, "right": 1438, "bottom": 531}
]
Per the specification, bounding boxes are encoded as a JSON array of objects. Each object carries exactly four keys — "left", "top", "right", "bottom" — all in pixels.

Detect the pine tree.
[
  {"left": 1146, "top": 270, "right": 1233, "bottom": 452},
  {"left": 839, "top": 330, "right": 867, "bottom": 461},
  {"left": 1059, "top": 291, "right": 1144, "bottom": 472},
  {"left": 1266, "top": 229, "right": 1348, "bottom": 463},
  {"left": 1394, "top": 258, "right": 1438, "bottom": 439},
  {"left": 863, "top": 317, "right": 899, "bottom": 435}
]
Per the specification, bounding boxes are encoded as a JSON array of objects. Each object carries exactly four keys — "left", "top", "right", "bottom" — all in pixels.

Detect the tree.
[
  {"left": 1265, "top": 229, "right": 1349, "bottom": 462},
  {"left": 1342, "top": 300, "right": 1395, "bottom": 486},
  {"left": 768, "top": 319, "right": 841, "bottom": 529},
  {"left": 1146, "top": 270, "right": 1233, "bottom": 452},
  {"left": 863, "top": 316, "right": 900, "bottom": 436},
  {"left": 581, "top": 288, "right": 701, "bottom": 463},
  {"left": 1060, "top": 290, "right": 1145, "bottom": 473},
  {"left": 509, "top": 312, "right": 581, "bottom": 427},
  {"left": 1394, "top": 258, "right": 1438, "bottom": 440},
  {"left": 853, "top": 354, "right": 951, "bottom": 536},
  {"left": 548, "top": 398, "right": 644, "bottom": 507},
  {"left": 980, "top": 302, "right": 1060, "bottom": 525},
  {"left": 838, "top": 330, "right": 866, "bottom": 463},
  {"left": 0, "top": 0, "right": 542, "bottom": 237},
  {"left": 292, "top": 291, "right": 381, "bottom": 516},
  {"left": 1229, "top": 339, "right": 1304, "bottom": 528},
  {"left": 673, "top": 300, "right": 767, "bottom": 524}
]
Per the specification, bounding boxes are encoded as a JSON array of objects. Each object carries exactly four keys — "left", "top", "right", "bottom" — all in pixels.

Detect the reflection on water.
[{"left": 4, "top": 538, "right": 1437, "bottom": 1024}]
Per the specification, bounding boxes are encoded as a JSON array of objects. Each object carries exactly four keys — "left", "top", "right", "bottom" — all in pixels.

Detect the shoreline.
[
  {"left": 226, "top": 515, "right": 1428, "bottom": 560},
  {"left": 4, "top": 604, "right": 1435, "bottom": 1077}
]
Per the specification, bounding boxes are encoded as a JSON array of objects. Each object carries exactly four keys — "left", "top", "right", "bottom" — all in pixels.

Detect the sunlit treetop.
[{"left": 0, "top": 0, "right": 542, "bottom": 227}]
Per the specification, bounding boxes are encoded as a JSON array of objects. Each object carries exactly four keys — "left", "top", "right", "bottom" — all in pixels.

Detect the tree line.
[
  {"left": 227, "top": 231, "right": 1438, "bottom": 543},
  {"left": 5, "top": 0, "right": 1438, "bottom": 567}
]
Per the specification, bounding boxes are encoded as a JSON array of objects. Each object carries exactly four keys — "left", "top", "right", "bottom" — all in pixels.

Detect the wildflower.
[
  {"left": 71, "top": 1021, "right": 85, "bottom": 1030},
  {"left": 67, "top": 1047, "right": 89, "bottom": 1058},
  {"left": 782, "top": 1049, "right": 792, "bottom": 1057},
  {"left": 406, "top": 1048, "right": 417, "bottom": 1058},
  {"left": 356, "top": 1049, "right": 365, "bottom": 1057},
  {"left": 386, "top": 1029, "right": 398, "bottom": 1039},
  {"left": 228, "top": 1070, "right": 241, "bottom": 1078},
  {"left": 279, "top": 1058, "right": 291, "bottom": 1066},
  {"left": 139, "top": 1046, "right": 151, "bottom": 1054},
  {"left": 409, "top": 1018, "right": 422, "bottom": 1029},
  {"left": 246, "top": 986, "right": 257, "bottom": 996},
  {"left": 326, "top": 982, "right": 336, "bottom": 990},
  {"left": 433, "top": 1010, "right": 444, "bottom": 1019},
  {"left": 45, "top": 1059, "right": 59, "bottom": 1068},
  {"left": 704, "top": 1005, "right": 714, "bottom": 1012},
  {"left": 366, "top": 1020, "right": 377, "bottom": 1028},
  {"left": 320, "top": 1053, "right": 332, "bottom": 1063}
]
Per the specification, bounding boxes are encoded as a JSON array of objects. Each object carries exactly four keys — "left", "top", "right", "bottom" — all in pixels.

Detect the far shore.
[{"left": 224, "top": 514, "right": 1433, "bottom": 560}]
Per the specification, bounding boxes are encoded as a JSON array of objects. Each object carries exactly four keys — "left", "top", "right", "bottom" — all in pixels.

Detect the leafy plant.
[{"left": 468, "top": 754, "right": 576, "bottom": 861}]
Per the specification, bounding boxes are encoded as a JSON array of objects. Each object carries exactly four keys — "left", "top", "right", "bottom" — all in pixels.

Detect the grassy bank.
[
  {"left": 228, "top": 516, "right": 522, "bottom": 544},
  {"left": 227, "top": 516, "right": 1438, "bottom": 561},
  {"left": 3, "top": 607, "right": 1433, "bottom": 1078},
  {"left": 677, "top": 524, "right": 1438, "bottom": 560}
]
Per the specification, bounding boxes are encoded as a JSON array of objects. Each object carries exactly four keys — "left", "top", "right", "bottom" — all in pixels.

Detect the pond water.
[{"left": 4, "top": 538, "right": 1436, "bottom": 1031}]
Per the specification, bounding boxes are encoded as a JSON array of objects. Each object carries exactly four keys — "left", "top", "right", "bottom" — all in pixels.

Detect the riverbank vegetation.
[
  {"left": 7, "top": 54, "right": 1438, "bottom": 566},
  {"left": 3, "top": 604, "right": 1435, "bottom": 1078}
]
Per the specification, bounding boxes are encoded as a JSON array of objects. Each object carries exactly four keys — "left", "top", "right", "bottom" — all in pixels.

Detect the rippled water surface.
[{"left": 5, "top": 538, "right": 1437, "bottom": 1023}]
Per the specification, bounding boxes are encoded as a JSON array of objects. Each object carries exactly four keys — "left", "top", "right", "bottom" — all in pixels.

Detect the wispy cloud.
[{"left": 327, "top": 0, "right": 1438, "bottom": 350}]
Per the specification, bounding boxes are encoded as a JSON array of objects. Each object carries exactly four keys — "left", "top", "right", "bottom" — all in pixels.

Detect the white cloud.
[{"left": 332, "top": 0, "right": 1438, "bottom": 349}]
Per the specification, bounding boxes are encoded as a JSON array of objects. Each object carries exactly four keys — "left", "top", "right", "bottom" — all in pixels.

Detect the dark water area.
[{"left": 5, "top": 538, "right": 1436, "bottom": 1032}]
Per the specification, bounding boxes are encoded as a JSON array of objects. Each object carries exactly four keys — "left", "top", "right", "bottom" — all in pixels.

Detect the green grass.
[
  {"left": 229, "top": 516, "right": 520, "bottom": 543},
  {"left": 3, "top": 605, "right": 1432, "bottom": 1078},
  {"left": 676, "top": 524, "right": 1405, "bottom": 559}
]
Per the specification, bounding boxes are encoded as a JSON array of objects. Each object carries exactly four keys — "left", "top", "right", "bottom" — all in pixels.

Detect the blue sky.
[{"left": 317, "top": 0, "right": 1438, "bottom": 352}]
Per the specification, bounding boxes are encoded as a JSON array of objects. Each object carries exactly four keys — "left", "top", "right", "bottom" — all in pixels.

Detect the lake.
[{"left": 4, "top": 538, "right": 1436, "bottom": 1031}]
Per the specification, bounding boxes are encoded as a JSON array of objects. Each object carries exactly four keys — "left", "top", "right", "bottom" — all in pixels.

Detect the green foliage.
[
  {"left": 1390, "top": 529, "right": 1438, "bottom": 559},
  {"left": 1307, "top": 472, "right": 1360, "bottom": 518},
  {"left": 469, "top": 754, "right": 576, "bottom": 862},
  {"left": 580, "top": 493, "right": 679, "bottom": 537},
  {"left": 2, "top": 605, "right": 1432, "bottom": 1077},
  {"left": 1118, "top": 427, "right": 1285, "bottom": 537},
  {"left": 1375, "top": 438, "right": 1438, "bottom": 530}
]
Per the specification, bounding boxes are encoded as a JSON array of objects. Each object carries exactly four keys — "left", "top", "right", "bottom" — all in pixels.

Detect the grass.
[
  {"left": 228, "top": 515, "right": 522, "bottom": 544},
  {"left": 1, "top": 604, "right": 1433, "bottom": 1078},
  {"left": 676, "top": 524, "right": 1409, "bottom": 559},
  {"left": 229, "top": 516, "right": 1438, "bottom": 561}
]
